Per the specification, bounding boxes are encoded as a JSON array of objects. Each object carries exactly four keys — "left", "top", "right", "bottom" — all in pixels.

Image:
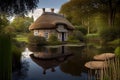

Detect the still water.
[{"left": 12, "top": 45, "right": 114, "bottom": 80}]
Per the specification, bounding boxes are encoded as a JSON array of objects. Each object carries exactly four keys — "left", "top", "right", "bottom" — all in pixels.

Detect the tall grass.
[
  {"left": 0, "top": 34, "right": 12, "bottom": 80},
  {"left": 87, "top": 57, "right": 120, "bottom": 80}
]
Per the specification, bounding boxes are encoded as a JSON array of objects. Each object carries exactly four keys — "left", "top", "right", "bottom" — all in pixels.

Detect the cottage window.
[
  {"left": 44, "top": 32, "right": 48, "bottom": 39},
  {"left": 57, "top": 25, "right": 68, "bottom": 32},
  {"left": 34, "top": 30, "right": 39, "bottom": 36}
]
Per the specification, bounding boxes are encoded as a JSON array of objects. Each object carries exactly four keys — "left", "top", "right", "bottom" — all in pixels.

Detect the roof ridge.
[{"left": 42, "top": 12, "right": 64, "bottom": 18}]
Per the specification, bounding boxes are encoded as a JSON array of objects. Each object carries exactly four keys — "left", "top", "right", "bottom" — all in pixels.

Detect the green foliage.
[
  {"left": 15, "top": 34, "right": 29, "bottom": 43},
  {"left": 68, "top": 35, "right": 76, "bottom": 41},
  {"left": 114, "top": 46, "right": 120, "bottom": 57},
  {"left": 86, "top": 33, "right": 99, "bottom": 38},
  {"left": 100, "top": 27, "right": 120, "bottom": 42},
  {"left": 108, "top": 39, "right": 120, "bottom": 46},
  {"left": 60, "top": 0, "right": 120, "bottom": 34},
  {"left": 75, "top": 26, "right": 87, "bottom": 35},
  {"left": 28, "top": 35, "right": 47, "bottom": 46},
  {"left": 10, "top": 16, "right": 33, "bottom": 33},
  {"left": 67, "top": 39, "right": 80, "bottom": 44},
  {"left": 48, "top": 34, "right": 61, "bottom": 45},
  {"left": 0, "top": 33, "right": 12, "bottom": 80},
  {"left": 67, "top": 30, "right": 85, "bottom": 43},
  {"left": 73, "top": 30, "right": 85, "bottom": 42},
  {"left": 67, "top": 33, "right": 80, "bottom": 43},
  {"left": 0, "top": 15, "right": 9, "bottom": 32},
  {"left": 48, "top": 34, "right": 58, "bottom": 42},
  {"left": 0, "top": 0, "right": 39, "bottom": 15},
  {"left": 12, "top": 45, "right": 22, "bottom": 71}
]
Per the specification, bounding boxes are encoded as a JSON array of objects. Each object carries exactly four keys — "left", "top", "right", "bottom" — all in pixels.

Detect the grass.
[
  {"left": 86, "top": 33, "right": 99, "bottom": 38},
  {"left": 101, "top": 57, "right": 120, "bottom": 80},
  {"left": 87, "top": 57, "right": 120, "bottom": 80},
  {"left": 15, "top": 34, "right": 28, "bottom": 43}
]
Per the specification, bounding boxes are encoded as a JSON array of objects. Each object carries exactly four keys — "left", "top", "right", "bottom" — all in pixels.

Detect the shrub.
[
  {"left": 67, "top": 40, "right": 80, "bottom": 44},
  {"left": 28, "top": 35, "right": 47, "bottom": 46},
  {"left": 48, "top": 34, "right": 58, "bottom": 42},
  {"left": 109, "top": 39, "right": 120, "bottom": 46},
  {"left": 114, "top": 46, "right": 120, "bottom": 57},
  {"left": 75, "top": 26, "right": 87, "bottom": 35},
  {"left": 73, "top": 30, "right": 85, "bottom": 42},
  {"left": 100, "top": 27, "right": 120, "bottom": 42},
  {"left": 67, "top": 35, "right": 76, "bottom": 41},
  {"left": 48, "top": 34, "right": 61, "bottom": 45},
  {"left": 67, "top": 30, "right": 85, "bottom": 43},
  {"left": 67, "top": 35, "right": 80, "bottom": 43}
]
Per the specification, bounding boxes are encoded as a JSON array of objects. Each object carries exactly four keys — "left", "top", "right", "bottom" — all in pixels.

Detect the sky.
[
  {"left": 29, "top": 0, "right": 69, "bottom": 20},
  {"left": 37, "top": 0, "right": 69, "bottom": 9}
]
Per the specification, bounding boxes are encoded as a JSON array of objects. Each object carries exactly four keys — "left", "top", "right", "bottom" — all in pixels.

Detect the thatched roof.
[{"left": 29, "top": 12, "right": 74, "bottom": 30}]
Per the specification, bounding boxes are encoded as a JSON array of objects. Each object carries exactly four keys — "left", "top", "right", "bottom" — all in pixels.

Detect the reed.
[
  {"left": 0, "top": 34, "right": 12, "bottom": 80},
  {"left": 87, "top": 56, "right": 120, "bottom": 80},
  {"left": 95, "top": 57, "right": 120, "bottom": 80},
  {"left": 101, "top": 57, "right": 120, "bottom": 80}
]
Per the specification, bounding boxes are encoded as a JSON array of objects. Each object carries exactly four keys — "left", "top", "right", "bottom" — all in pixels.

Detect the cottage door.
[{"left": 62, "top": 32, "right": 64, "bottom": 41}]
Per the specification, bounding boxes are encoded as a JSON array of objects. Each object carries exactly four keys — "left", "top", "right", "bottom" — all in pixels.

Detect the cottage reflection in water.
[
  {"left": 29, "top": 46, "right": 73, "bottom": 75},
  {"left": 29, "top": 46, "right": 73, "bottom": 59},
  {"left": 13, "top": 45, "right": 98, "bottom": 80}
]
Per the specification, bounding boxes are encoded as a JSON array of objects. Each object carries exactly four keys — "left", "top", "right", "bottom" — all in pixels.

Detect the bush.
[
  {"left": 108, "top": 39, "right": 120, "bottom": 46},
  {"left": 67, "top": 35, "right": 76, "bottom": 41},
  {"left": 73, "top": 30, "right": 85, "bottom": 42},
  {"left": 28, "top": 35, "right": 47, "bottom": 46},
  {"left": 114, "top": 46, "right": 120, "bottom": 57},
  {"left": 100, "top": 27, "right": 120, "bottom": 42},
  {"left": 67, "top": 35, "right": 80, "bottom": 43},
  {"left": 67, "top": 30, "right": 85, "bottom": 43},
  {"left": 67, "top": 40, "right": 80, "bottom": 44},
  {"left": 75, "top": 26, "right": 87, "bottom": 35},
  {"left": 48, "top": 34, "right": 58, "bottom": 42},
  {"left": 48, "top": 34, "right": 61, "bottom": 45}
]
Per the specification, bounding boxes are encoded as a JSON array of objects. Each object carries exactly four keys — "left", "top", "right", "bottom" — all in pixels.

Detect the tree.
[
  {"left": 59, "top": 0, "right": 99, "bottom": 34},
  {"left": 96, "top": 0, "right": 120, "bottom": 27},
  {"left": 0, "top": 15, "right": 9, "bottom": 31},
  {"left": 10, "top": 16, "right": 33, "bottom": 33},
  {"left": 60, "top": 0, "right": 120, "bottom": 34},
  {"left": 0, "top": 1, "right": 39, "bottom": 80},
  {"left": 0, "top": 0, "right": 39, "bottom": 15}
]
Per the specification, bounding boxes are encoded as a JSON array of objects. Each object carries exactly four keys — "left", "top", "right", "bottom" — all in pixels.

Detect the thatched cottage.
[{"left": 29, "top": 8, "right": 74, "bottom": 41}]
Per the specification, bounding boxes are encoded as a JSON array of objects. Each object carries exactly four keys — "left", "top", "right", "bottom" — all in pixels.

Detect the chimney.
[
  {"left": 51, "top": 8, "right": 54, "bottom": 13},
  {"left": 42, "top": 8, "right": 45, "bottom": 13}
]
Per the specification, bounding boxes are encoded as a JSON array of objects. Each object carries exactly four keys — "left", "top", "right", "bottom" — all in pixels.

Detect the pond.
[{"left": 12, "top": 44, "right": 115, "bottom": 80}]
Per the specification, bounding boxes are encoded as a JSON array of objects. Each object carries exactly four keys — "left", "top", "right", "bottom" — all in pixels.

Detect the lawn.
[{"left": 15, "top": 34, "right": 28, "bottom": 43}]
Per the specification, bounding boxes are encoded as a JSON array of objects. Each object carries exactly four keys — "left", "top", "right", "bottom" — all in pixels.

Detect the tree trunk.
[
  {"left": 108, "top": 0, "right": 116, "bottom": 27},
  {"left": 87, "top": 17, "right": 90, "bottom": 34}
]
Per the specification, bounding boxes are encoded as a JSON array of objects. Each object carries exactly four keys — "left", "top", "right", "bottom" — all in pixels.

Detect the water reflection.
[
  {"left": 13, "top": 45, "right": 101, "bottom": 80},
  {"left": 29, "top": 46, "right": 72, "bottom": 59},
  {"left": 30, "top": 53, "right": 72, "bottom": 75},
  {"left": 60, "top": 46, "right": 89, "bottom": 76}
]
